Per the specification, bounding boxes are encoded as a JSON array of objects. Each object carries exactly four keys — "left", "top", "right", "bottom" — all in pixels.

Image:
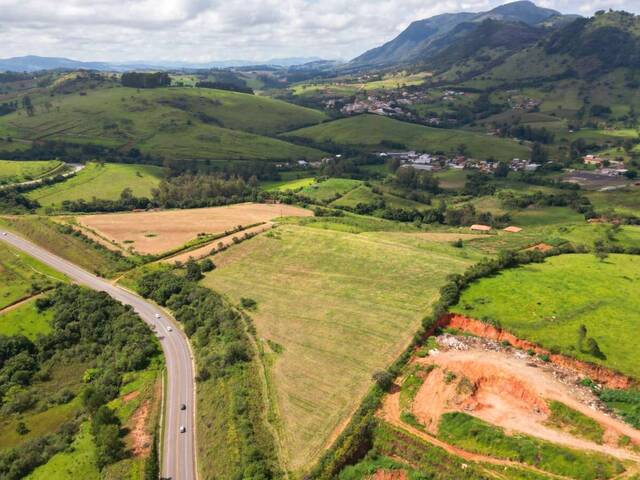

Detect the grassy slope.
[
  {"left": 285, "top": 114, "right": 530, "bottom": 162},
  {"left": 453, "top": 253, "right": 640, "bottom": 379},
  {"left": 26, "top": 162, "right": 164, "bottom": 207},
  {"left": 0, "top": 86, "right": 326, "bottom": 161},
  {"left": 0, "top": 160, "right": 62, "bottom": 185},
  {"left": 25, "top": 422, "right": 100, "bottom": 480},
  {"left": 298, "top": 178, "right": 363, "bottom": 202},
  {"left": 202, "top": 224, "right": 476, "bottom": 472},
  {"left": 0, "top": 241, "right": 67, "bottom": 309}
]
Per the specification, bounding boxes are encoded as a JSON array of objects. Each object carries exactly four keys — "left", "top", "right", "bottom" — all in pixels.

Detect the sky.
[{"left": 0, "top": 0, "right": 638, "bottom": 63}]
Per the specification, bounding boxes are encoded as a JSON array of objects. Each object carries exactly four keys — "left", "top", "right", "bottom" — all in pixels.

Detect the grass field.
[
  {"left": 26, "top": 422, "right": 100, "bottom": 480},
  {"left": 0, "top": 300, "right": 54, "bottom": 339},
  {"left": 0, "top": 241, "right": 66, "bottom": 310},
  {"left": 298, "top": 178, "right": 362, "bottom": 202},
  {"left": 0, "top": 86, "right": 327, "bottom": 161},
  {"left": 0, "top": 216, "right": 135, "bottom": 277},
  {"left": 26, "top": 162, "right": 164, "bottom": 208},
  {"left": 452, "top": 253, "right": 640, "bottom": 379},
  {"left": 202, "top": 224, "right": 476, "bottom": 472},
  {"left": 263, "top": 177, "right": 316, "bottom": 192},
  {"left": 285, "top": 114, "right": 530, "bottom": 162},
  {"left": 0, "top": 160, "right": 62, "bottom": 185}
]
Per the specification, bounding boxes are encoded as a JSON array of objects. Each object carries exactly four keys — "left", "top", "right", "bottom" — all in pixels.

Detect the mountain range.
[
  {"left": 350, "top": 1, "right": 580, "bottom": 68},
  {"left": 0, "top": 55, "right": 324, "bottom": 73}
]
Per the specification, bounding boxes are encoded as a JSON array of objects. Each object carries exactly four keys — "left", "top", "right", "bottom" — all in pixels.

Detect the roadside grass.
[
  {"left": 0, "top": 160, "right": 62, "bottom": 185},
  {"left": 202, "top": 224, "right": 475, "bottom": 472},
  {"left": 439, "top": 412, "right": 623, "bottom": 480},
  {"left": 0, "top": 299, "right": 53, "bottom": 338},
  {"left": 0, "top": 85, "right": 327, "bottom": 161},
  {"left": 26, "top": 162, "right": 164, "bottom": 209},
  {"left": 452, "top": 254, "right": 640, "bottom": 379},
  {"left": 298, "top": 177, "right": 362, "bottom": 202},
  {"left": 0, "top": 215, "right": 136, "bottom": 277},
  {"left": 546, "top": 401, "right": 604, "bottom": 444},
  {"left": 0, "top": 241, "right": 67, "bottom": 310},
  {"left": 284, "top": 114, "right": 530, "bottom": 162}
]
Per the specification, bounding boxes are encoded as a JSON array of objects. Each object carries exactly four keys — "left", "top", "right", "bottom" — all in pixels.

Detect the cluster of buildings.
[
  {"left": 583, "top": 155, "right": 629, "bottom": 176},
  {"left": 507, "top": 95, "right": 541, "bottom": 111},
  {"left": 379, "top": 151, "right": 541, "bottom": 174},
  {"left": 340, "top": 97, "right": 407, "bottom": 117},
  {"left": 379, "top": 151, "right": 466, "bottom": 172}
]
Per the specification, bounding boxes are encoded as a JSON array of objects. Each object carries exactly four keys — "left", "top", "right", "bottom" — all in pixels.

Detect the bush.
[
  {"left": 200, "top": 258, "right": 215, "bottom": 272},
  {"left": 372, "top": 371, "right": 394, "bottom": 392},
  {"left": 240, "top": 297, "right": 257, "bottom": 310}
]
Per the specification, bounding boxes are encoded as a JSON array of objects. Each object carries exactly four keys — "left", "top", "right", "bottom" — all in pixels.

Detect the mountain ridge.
[{"left": 350, "top": 1, "right": 570, "bottom": 67}]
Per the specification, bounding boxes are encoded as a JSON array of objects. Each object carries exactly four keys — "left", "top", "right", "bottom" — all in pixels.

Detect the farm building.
[
  {"left": 470, "top": 224, "right": 492, "bottom": 232},
  {"left": 503, "top": 226, "right": 523, "bottom": 233}
]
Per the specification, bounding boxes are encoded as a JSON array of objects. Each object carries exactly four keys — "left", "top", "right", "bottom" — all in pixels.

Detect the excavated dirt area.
[{"left": 408, "top": 334, "right": 640, "bottom": 462}]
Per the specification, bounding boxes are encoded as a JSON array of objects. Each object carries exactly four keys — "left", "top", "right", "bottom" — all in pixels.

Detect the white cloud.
[{"left": 0, "top": 0, "right": 637, "bottom": 62}]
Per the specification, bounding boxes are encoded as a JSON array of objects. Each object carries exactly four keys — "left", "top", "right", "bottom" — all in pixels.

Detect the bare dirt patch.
[
  {"left": 76, "top": 203, "right": 312, "bottom": 255},
  {"left": 129, "top": 400, "right": 151, "bottom": 457},
  {"left": 442, "top": 314, "right": 635, "bottom": 389},
  {"left": 122, "top": 390, "right": 140, "bottom": 403},
  {"left": 408, "top": 336, "right": 640, "bottom": 462},
  {"left": 526, "top": 242, "right": 554, "bottom": 252}
]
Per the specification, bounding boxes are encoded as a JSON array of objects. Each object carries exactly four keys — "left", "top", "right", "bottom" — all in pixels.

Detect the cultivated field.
[
  {"left": 77, "top": 203, "right": 312, "bottom": 255},
  {"left": 452, "top": 253, "right": 640, "bottom": 379},
  {"left": 26, "top": 162, "right": 164, "bottom": 208},
  {"left": 202, "top": 224, "right": 476, "bottom": 472},
  {"left": 284, "top": 114, "right": 530, "bottom": 162},
  {"left": 0, "top": 159, "right": 62, "bottom": 185}
]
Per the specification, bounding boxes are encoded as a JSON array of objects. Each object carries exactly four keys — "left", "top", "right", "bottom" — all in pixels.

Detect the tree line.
[{"left": 121, "top": 72, "right": 171, "bottom": 89}]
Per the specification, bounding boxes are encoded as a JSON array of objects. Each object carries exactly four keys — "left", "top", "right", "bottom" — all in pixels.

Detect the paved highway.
[{"left": 0, "top": 231, "right": 196, "bottom": 480}]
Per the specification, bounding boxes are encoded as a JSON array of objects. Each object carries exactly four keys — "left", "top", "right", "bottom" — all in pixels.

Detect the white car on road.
[
  {"left": 167, "top": 326, "right": 173, "bottom": 332},
  {"left": 155, "top": 313, "right": 161, "bottom": 319}
]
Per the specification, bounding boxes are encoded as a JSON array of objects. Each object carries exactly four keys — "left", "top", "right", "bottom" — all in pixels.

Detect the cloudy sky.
[{"left": 0, "top": 0, "right": 638, "bottom": 63}]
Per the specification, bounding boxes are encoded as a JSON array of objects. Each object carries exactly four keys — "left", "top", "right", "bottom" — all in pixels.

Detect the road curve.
[{"left": 0, "top": 232, "right": 196, "bottom": 480}]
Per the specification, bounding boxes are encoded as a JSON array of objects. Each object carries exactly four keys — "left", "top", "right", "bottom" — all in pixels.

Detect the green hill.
[
  {"left": 0, "top": 86, "right": 327, "bottom": 161},
  {"left": 26, "top": 162, "right": 164, "bottom": 208},
  {"left": 285, "top": 114, "right": 530, "bottom": 161}
]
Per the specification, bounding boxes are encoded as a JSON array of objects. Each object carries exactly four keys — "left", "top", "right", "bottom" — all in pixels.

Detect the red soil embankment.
[{"left": 439, "top": 313, "right": 634, "bottom": 390}]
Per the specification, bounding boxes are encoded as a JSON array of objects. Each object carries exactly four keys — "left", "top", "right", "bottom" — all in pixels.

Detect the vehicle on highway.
[
  {"left": 181, "top": 403, "right": 187, "bottom": 410},
  {"left": 167, "top": 326, "right": 173, "bottom": 332},
  {"left": 1, "top": 232, "right": 7, "bottom": 236},
  {"left": 155, "top": 313, "right": 161, "bottom": 319},
  {"left": 180, "top": 425, "right": 186, "bottom": 433}
]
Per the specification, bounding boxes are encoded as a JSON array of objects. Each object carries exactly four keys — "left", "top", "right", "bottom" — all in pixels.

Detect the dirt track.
[{"left": 161, "top": 222, "right": 273, "bottom": 264}]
